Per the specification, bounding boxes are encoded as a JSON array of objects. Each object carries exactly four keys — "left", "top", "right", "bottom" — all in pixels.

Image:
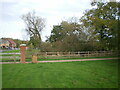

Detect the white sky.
[{"left": 0, "top": 0, "right": 117, "bottom": 41}]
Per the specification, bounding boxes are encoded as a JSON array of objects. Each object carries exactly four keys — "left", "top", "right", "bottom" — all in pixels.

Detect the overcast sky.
[{"left": 0, "top": 0, "right": 105, "bottom": 41}]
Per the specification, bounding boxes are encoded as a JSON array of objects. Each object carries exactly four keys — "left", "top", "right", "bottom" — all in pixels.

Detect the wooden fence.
[
  {"left": 44, "top": 51, "right": 116, "bottom": 56},
  {"left": 26, "top": 51, "right": 118, "bottom": 59},
  {"left": 0, "top": 53, "right": 20, "bottom": 62},
  {"left": 0, "top": 51, "right": 118, "bottom": 62}
]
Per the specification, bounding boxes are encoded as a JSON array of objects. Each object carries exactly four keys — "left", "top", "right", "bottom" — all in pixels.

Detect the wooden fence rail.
[
  {"left": 37, "top": 51, "right": 116, "bottom": 56},
  {"left": 0, "top": 53, "right": 20, "bottom": 62},
  {"left": 0, "top": 51, "right": 118, "bottom": 62},
  {"left": 26, "top": 51, "right": 117, "bottom": 58}
]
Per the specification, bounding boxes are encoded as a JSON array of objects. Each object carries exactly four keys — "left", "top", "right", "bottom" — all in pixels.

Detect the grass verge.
[
  {"left": 2, "top": 50, "right": 20, "bottom": 53},
  {"left": 2, "top": 59, "right": 118, "bottom": 88}
]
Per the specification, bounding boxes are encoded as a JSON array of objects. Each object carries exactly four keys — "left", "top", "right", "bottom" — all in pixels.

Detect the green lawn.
[
  {"left": 36, "top": 56, "right": 118, "bottom": 61},
  {"left": 0, "top": 55, "right": 19, "bottom": 57},
  {"left": 2, "top": 59, "right": 118, "bottom": 88},
  {"left": 2, "top": 50, "right": 20, "bottom": 53}
]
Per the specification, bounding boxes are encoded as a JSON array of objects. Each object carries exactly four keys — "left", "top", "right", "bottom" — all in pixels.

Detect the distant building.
[{"left": 0, "top": 38, "right": 16, "bottom": 49}]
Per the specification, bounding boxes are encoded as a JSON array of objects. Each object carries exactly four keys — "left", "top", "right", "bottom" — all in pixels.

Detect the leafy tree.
[
  {"left": 13, "top": 39, "right": 28, "bottom": 48},
  {"left": 48, "top": 25, "right": 63, "bottom": 42},
  {"left": 48, "top": 2, "right": 119, "bottom": 52},
  {"left": 48, "top": 17, "right": 95, "bottom": 51},
  {"left": 41, "top": 42, "right": 52, "bottom": 52},
  {"left": 81, "top": 1, "right": 119, "bottom": 50},
  {"left": 49, "top": 18, "right": 81, "bottom": 42},
  {"left": 13, "top": 39, "right": 21, "bottom": 48},
  {"left": 22, "top": 11, "right": 45, "bottom": 49}
]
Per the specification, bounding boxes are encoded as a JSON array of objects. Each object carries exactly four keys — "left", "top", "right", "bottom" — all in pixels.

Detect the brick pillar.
[{"left": 20, "top": 44, "right": 26, "bottom": 63}]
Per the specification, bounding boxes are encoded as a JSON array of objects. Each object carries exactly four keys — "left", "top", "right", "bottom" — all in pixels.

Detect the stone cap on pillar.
[{"left": 20, "top": 44, "right": 26, "bottom": 46}]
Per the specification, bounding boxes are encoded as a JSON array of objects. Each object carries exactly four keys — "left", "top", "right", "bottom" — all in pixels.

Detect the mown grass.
[
  {"left": 2, "top": 50, "right": 20, "bottom": 53},
  {"left": 36, "top": 56, "right": 118, "bottom": 60},
  {"left": 0, "top": 54, "right": 19, "bottom": 56},
  {"left": 2, "top": 59, "right": 118, "bottom": 88},
  {"left": 27, "top": 56, "right": 118, "bottom": 62},
  {"left": 0, "top": 64, "right": 1, "bottom": 89}
]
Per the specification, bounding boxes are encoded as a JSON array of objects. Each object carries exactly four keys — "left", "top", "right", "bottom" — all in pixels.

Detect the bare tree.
[{"left": 22, "top": 11, "right": 45, "bottom": 49}]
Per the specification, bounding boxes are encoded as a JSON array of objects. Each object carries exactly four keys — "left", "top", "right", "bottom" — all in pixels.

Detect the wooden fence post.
[
  {"left": 46, "top": 52, "right": 47, "bottom": 55},
  {"left": 78, "top": 52, "right": 79, "bottom": 56},
  {"left": 13, "top": 53, "right": 16, "bottom": 63},
  {"left": 57, "top": 52, "right": 60, "bottom": 56},
  {"left": 88, "top": 51, "right": 89, "bottom": 57},
  {"left": 69, "top": 52, "right": 70, "bottom": 55},
  {"left": 32, "top": 54, "right": 38, "bottom": 63}
]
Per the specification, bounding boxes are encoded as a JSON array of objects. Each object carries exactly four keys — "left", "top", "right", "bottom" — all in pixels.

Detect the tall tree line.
[
  {"left": 21, "top": 1, "right": 119, "bottom": 52},
  {"left": 47, "top": 1, "right": 119, "bottom": 52}
]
